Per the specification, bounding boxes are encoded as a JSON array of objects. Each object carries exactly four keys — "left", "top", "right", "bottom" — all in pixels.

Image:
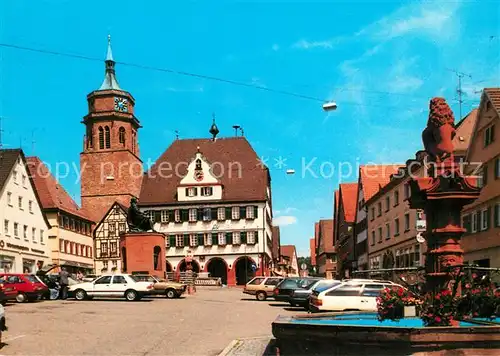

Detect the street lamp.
[{"left": 322, "top": 101, "right": 338, "bottom": 112}]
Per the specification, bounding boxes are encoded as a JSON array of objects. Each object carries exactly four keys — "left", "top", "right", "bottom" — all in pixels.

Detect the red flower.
[{"left": 435, "top": 316, "right": 442, "bottom": 323}]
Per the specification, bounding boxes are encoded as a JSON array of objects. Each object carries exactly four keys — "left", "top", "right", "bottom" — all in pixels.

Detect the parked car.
[
  {"left": 0, "top": 273, "right": 48, "bottom": 303},
  {"left": 289, "top": 279, "right": 342, "bottom": 309},
  {"left": 82, "top": 274, "right": 99, "bottom": 282},
  {"left": 274, "top": 277, "right": 321, "bottom": 305},
  {"left": 309, "top": 280, "right": 405, "bottom": 313},
  {"left": 0, "top": 303, "right": 6, "bottom": 344},
  {"left": 68, "top": 274, "right": 155, "bottom": 301},
  {"left": 0, "top": 277, "right": 18, "bottom": 305},
  {"left": 133, "top": 274, "right": 187, "bottom": 299},
  {"left": 243, "top": 276, "right": 284, "bottom": 301}
]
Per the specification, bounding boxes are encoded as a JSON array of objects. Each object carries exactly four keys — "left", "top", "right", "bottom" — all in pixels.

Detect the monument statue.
[
  {"left": 422, "top": 97, "right": 456, "bottom": 163},
  {"left": 127, "top": 197, "right": 155, "bottom": 232}
]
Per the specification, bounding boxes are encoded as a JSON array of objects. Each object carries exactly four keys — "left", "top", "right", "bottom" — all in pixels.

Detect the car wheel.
[
  {"left": 125, "top": 289, "right": 138, "bottom": 301},
  {"left": 0, "top": 300, "right": 6, "bottom": 306},
  {"left": 16, "top": 293, "right": 27, "bottom": 303},
  {"left": 256, "top": 292, "right": 267, "bottom": 301},
  {"left": 75, "top": 289, "right": 87, "bottom": 301},
  {"left": 165, "top": 289, "right": 176, "bottom": 299}
]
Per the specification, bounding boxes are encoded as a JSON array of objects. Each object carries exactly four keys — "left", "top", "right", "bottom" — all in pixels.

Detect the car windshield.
[
  {"left": 313, "top": 281, "right": 342, "bottom": 293},
  {"left": 26, "top": 275, "right": 42, "bottom": 283},
  {"left": 299, "top": 279, "right": 320, "bottom": 289},
  {"left": 278, "top": 279, "right": 301, "bottom": 289}
]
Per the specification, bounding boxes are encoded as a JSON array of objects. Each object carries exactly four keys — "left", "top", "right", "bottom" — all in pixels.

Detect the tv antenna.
[
  {"left": 447, "top": 68, "right": 472, "bottom": 120},
  {"left": 174, "top": 130, "right": 179, "bottom": 140},
  {"left": 232, "top": 125, "right": 241, "bottom": 136}
]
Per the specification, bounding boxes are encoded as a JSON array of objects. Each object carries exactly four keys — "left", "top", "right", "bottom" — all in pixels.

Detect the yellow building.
[{"left": 27, "top": 157, "right": 95, "bottom": 274}]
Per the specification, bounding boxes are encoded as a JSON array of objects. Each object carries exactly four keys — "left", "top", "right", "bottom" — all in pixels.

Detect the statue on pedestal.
[
  {"left": 422, "top": 97, "right": 456, "bottom": 164},
  {"left": 127, "top": 197, "right": 156, "bottom": 233}
]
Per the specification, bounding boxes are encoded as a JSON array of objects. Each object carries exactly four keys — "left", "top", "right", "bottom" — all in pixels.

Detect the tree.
[{"left": 297, "top": 256, "right": 315, "bottom": 275}]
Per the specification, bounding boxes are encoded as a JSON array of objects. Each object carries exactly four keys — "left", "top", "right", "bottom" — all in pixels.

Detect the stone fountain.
[{"left": 271, "top": 98, "right": 500, "bottom": 355}]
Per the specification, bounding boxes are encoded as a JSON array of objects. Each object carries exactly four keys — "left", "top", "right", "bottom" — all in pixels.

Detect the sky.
[{"left": 1, "top": 0, "right": 499, "bottom": 257}]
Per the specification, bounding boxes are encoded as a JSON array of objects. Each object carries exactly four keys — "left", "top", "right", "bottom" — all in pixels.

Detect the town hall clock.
[{"left": 114, "top": 97, "right": 128, "bottom": 112}]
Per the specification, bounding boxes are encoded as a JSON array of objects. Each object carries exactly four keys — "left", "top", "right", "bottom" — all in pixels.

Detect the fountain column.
[{"left": 408, "top": 98, "right": 480, "bottom": 293}]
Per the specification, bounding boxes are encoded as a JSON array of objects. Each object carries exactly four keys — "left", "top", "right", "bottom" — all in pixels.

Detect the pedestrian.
[
  {"left": 59, "top": 267, "right": 69, "bottom": 300},
  {"left": 76, "top": 270, "right": 83, "bottom": 282}
]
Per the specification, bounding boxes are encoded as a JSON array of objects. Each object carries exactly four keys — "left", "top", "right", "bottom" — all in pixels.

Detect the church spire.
[{"left": 99, "top": 35, "right": 122, "bottom": 91}]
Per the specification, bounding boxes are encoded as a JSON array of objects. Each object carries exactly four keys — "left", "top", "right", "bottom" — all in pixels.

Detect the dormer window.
[
  {"left": 195, "top": 159, "right": 202, "bottom": 170},
  {"left": 186, "top": 187, "right": 197, "bottom": 197},
  {"left": 201, "top": 187, "right": 213, "bottom": 196}
]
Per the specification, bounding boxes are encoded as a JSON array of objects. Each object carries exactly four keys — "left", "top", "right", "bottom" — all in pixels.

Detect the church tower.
[{"left": 80, "top": 36, "right": 143, "bottom": 222}]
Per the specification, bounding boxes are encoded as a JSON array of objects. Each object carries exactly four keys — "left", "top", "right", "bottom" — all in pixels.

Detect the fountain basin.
[{"left": 272, "top": 312, "right": 500, "bottom": 355}]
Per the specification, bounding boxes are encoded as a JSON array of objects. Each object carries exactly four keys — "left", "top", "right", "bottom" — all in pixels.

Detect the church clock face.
[
  {"left": 194, "top": 170, "right": 204, "bottom": 182},
  {"left": 114, "top": 97, "right": 128, "bottom": 112}
]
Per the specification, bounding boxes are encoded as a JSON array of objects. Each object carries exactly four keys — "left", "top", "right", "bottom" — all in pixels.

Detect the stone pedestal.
[
  {"left": 409, "top": 162, "right": 480, "bottom": 292},
  {"left": 119, "top": 232, "right": 166, "bottom": 279}
]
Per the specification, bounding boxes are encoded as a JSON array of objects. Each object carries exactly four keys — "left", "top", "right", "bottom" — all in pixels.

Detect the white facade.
[
  {"left": 152, "top": 202, "right": 272, "bottom": 271},
  {"left": 0, "top": 155, "right": 51, "bottom": 273}
]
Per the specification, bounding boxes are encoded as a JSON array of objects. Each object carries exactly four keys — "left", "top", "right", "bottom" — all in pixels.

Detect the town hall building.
[{"left": 138, "top": 136, "right": 275, "bottom": 286}]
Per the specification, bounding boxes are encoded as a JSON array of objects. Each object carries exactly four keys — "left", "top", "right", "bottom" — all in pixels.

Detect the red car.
[
  {"left": 0, "top": 278, "right": 17, "bottom": 305},
  {"left": 0, "top": 274, "right": 48, "bottom": 303}
]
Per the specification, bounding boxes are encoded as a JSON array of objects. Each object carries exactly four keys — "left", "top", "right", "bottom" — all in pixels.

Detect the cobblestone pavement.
[{"left": 0, "top": 288, "right": 305, "bottom": 356}]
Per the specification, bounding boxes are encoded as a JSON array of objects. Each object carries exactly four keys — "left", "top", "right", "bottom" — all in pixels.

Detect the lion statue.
[{"left": 422, "top": 97, "right": 456, "bottom": 163}]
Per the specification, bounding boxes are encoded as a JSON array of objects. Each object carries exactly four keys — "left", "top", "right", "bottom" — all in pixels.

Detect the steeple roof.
[{"left": 99, "top": 35, "right": 122, "bottom": 91}]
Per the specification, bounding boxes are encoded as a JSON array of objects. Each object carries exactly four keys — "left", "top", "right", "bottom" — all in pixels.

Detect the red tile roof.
[
  {"left": 280, "top": 245, "right": 296, "bottom": 261},
  {"left": 360, "top": 165, "right": 403, "bottom": 201},
  {"left": 139, "top": 137, "right": 269, "bottom": 205},
  {"left": 314, "top": 222, "right": 319, "bottom": 246},
  {"left": 339, "top": 183, "right": 358, "bottom": 223},
  {"left": 453, "top": 108, "right": 478, "bottom": 153},
  {"left": 319, "top": 219, "right": 335, "bottom": 254},
  {"left": 484, "top": 88, "right": 500, "bottom": 113},
  {"left": 0, "top": 149, "right": 21, "bottom": 191},
  {"left": 310, "top": 238, "right": 316, "bottom": 266},
  {"left": 334, "top": 190, "right": 339, "bottom": 217},
  {"left": 26, "top": 157, "right": 93, "bottom": 222}
]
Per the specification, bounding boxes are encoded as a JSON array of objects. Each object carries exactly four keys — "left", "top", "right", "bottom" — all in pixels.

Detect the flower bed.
[{"left": 377, "top": 286, "right": 421, "bottom": 321}]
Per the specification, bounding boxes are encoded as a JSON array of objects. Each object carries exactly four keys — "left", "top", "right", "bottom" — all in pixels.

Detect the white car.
[
  {"left": 309, "top": 280, "right": 404, "bottom": 313},
  {"left": 68, "top": 274, "right": 154, "bottom": 301}
]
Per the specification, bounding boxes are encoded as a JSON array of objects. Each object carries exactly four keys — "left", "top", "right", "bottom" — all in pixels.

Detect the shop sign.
[
  {"left": 31, "top": 248, "right": 45, "bottom": 255},
  {"left": 7, "top": 243, "right": 29, "bottom": 251},
  {"left": 416, "top": 220, "right": 426, "bottom": 232}
]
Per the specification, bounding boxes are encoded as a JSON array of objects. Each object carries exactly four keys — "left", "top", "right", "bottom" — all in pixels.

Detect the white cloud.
[
  {"left": 386, "top": 57, "right": 424, "bottom": 93},
  {"left": 273, "top": 216, "right": 297, "bottom": 226},
  {"left": 292, "top": 37, "right": 345, "bottom": 50},
  {"left": 275, "top": 207, "right": 297, "bottom": 215},
  {"left": 357, "top": 2, "right": 461, "bottom": 41}
]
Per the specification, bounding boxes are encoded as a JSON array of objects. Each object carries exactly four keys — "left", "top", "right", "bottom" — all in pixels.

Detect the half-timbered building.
[
  {"left": 93, "top": 202, "right": 128, "bottom": 273},
  {"left": 139, "top": 133, "right": 274, "bottom": 286}
]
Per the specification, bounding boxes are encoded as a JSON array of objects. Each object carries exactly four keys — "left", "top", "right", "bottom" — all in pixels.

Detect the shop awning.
[{"left": 60, "top": 261, "right": 94, "bottom": 269}]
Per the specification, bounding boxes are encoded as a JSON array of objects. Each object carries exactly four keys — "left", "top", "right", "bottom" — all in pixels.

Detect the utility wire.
[{"left": 0, "top": 42, "right": 440, "bottom": 111}]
